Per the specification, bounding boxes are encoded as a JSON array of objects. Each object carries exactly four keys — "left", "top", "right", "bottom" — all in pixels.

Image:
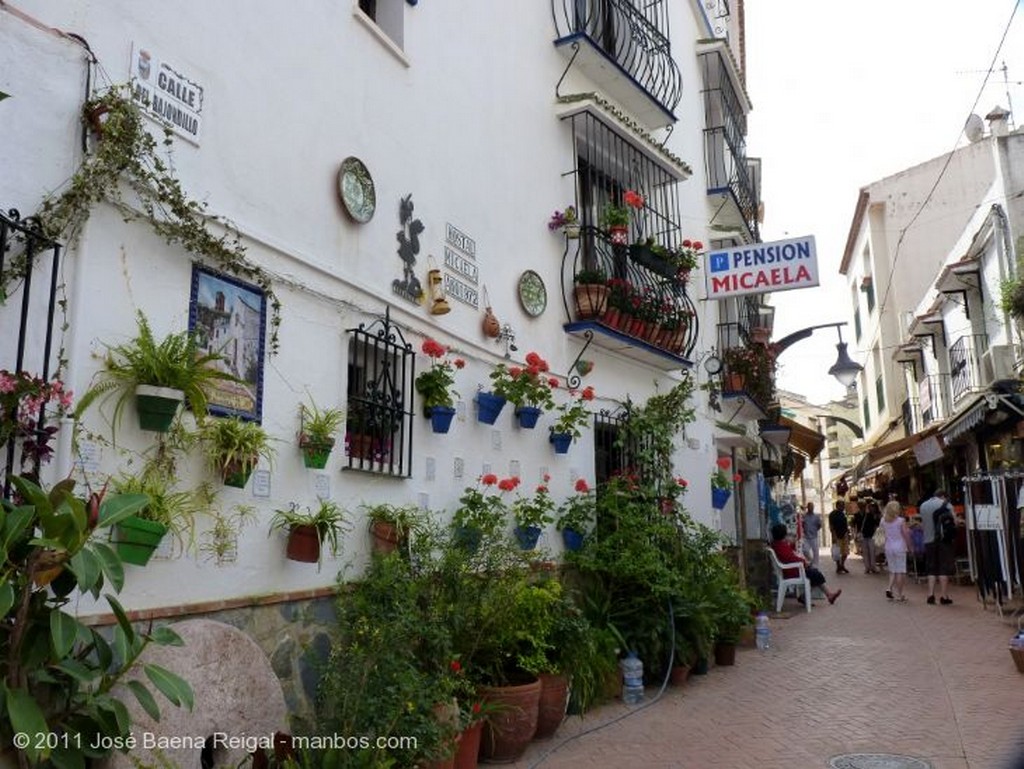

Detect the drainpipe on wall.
[{"left": 993, "top": 204, "right": 1019, "bottom": 347}]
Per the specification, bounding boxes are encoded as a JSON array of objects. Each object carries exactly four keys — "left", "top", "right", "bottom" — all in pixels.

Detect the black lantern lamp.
[{"left": 775, "top": 322, "right": 863, "bottom": 388}]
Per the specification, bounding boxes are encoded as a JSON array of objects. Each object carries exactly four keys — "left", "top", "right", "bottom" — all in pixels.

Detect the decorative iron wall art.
[
  {"left": 188, "top": 264, "right": 267, "bottom": 421},
  {"left": 393, "top": 194, "right": 424, "bottom": 304}
]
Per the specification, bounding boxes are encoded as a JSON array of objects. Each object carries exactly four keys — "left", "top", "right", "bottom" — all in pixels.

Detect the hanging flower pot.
[
  {"left": 711, "top": 487, "right": 732, "bottom": 509},
  {"left": 285, "top": 524, "right": 321, "bottom": 563},
  {"left": 561, "top": 527, "right": 585, "bottom": 552},
  {"left": 608, "top": 225, "right": 629, "bottom": 245},
  {"left": 428, "top": 405, "right": 457, "bottom": 434},
  {"left": 221, "top": 459, "right": 256, "bottom": 489},
  {"left": 514, "top": 405, "right": 541, "bottom": 429},
  {"left": 299, "top": 438, "right": 335, "bottom": 469},
  {"left": 724, "top": 372, "right": 746, "bottom": 391},
  {"left": 563, "top": 222, "right": 581, "bottom": 239},
  {"left": 135, "top": 385, "right": 184, "bottom": 432},
  {"left": 550, "top": 431, "right": 572, "bottom": 454},
  {"left": 573, "top": 283, "right": 609, "bottom": 319},
  {"left": 476, "top": 391, "right": 507, "bottom": 425},
  {"left": 111, "top": 515, "right": 168, "bottom": 566},
  {"left": 514, "top": 524, "right": 542, "bottom": 550}
]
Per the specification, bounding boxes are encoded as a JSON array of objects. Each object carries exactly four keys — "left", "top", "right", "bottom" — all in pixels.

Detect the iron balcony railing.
[
  {"left": 0, "top": 209, "right": 63, "bottom": 496},
  {"left": 917, "top": 373, "right": 953, "bottom": 427},
  {"left": 560, "top": 225, "right": 698, "bottom": 360},
  {"left": 716, "top": 321, "right": 774, "bottom": 411},
  {"left": 949, "top": 333, "right": 988, "bottom": 406},
  {"left": 699, "top": 48, "right": 759, "bottom": 241},
  {"left": 552, "top": 0, "right": 682, "bottom": 117}
]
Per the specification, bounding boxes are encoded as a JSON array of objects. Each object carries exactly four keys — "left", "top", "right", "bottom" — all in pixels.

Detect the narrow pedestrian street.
[{"left": 515, "top": 555, "right": 1024, "bottom": 769}]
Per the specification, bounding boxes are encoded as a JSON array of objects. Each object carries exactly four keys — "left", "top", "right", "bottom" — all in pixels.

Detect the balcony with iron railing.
[
  {"left": 560, "top": 226, "right": 698, "bottom": 369},
  {"left": 699, "top": 48, "right": 760, "bottom": 241},
  {"left": 949, "top": 332, "right": 988, "bottom": 406},
  {"left": 916, "top": 373, "right": 953, "bottom": 428},
  {"left": 552, "top": 0, "right": 683, "bottom": 130},
  {"left": 715, "top": 322, "right": 773, "bottom": 420}
]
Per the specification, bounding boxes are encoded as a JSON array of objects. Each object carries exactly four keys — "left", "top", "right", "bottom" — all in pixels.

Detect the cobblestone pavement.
[{"left": 513, "top": 555, "right": 1024, "bottom": 769}]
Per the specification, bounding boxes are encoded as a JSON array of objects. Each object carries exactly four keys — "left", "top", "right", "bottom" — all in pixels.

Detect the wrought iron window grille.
[{"left": 345, "top": 308, "right": 415, "bottom": 477}]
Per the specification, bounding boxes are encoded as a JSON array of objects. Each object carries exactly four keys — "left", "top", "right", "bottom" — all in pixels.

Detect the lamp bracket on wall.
[
  {"left": 567, "top": 329, "right": 594, "bottom": 389},
  {"left": 496, "top": 323, "right": 517, "bottom": 359}
]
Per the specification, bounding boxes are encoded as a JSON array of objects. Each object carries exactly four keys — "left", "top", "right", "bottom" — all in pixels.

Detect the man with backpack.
[{"left": 919, "top": 489, "right": 956, "bottom": 605}]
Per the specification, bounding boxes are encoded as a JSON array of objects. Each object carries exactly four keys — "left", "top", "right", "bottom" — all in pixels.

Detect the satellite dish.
[{"left": 965, "top": 113, "right": 985, "bottom": 143}]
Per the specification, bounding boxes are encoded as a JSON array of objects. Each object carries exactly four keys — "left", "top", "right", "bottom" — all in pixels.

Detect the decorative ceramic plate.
[
  {"left": 338, "top": 157, "right": 376, "bottom": 223},
  {"left": 518, "top": 270, "right": 547, "bottom": 317}
]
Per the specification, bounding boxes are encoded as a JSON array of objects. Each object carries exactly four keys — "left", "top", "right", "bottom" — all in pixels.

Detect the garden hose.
[{"left": 525, "top": 600, "right": 676, "bottom": 768}]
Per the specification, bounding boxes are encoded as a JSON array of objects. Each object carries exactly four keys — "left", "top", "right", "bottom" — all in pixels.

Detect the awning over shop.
[
  {"left": 779, "top": 416, "right": 825, "bottom": 459},
  {"left": 941, "top": 393, "right": 1024, "bottom": 443},
  {"left": 851, "top": 427, "right": 939, "bottom": 481}
]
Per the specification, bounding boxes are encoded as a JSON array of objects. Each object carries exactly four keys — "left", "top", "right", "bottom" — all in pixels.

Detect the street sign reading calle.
[{"left": 705, "top": 235, "right": 819, "bottom": 300}]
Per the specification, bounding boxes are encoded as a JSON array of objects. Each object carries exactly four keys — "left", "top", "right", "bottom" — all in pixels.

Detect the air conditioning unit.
[{"left": 982, "top": 344, "right": 1019, "bottom": 382}]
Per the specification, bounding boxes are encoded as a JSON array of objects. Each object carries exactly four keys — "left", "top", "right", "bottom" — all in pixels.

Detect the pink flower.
[
  {"left": 676, "top": 478, "right": 688, "bottom": 488},
  {"left": 543, "top": 473, "right": 551, "bottom": 482}
]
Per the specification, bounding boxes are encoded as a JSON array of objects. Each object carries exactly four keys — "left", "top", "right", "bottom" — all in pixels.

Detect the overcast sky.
[{"left": 743, "top": 0, "right": 1024, "bottom": 406}]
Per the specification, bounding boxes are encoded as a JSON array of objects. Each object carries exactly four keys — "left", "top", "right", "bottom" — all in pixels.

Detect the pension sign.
[{"left": 705, "top": 235, "right": 818, "bottom": 300}]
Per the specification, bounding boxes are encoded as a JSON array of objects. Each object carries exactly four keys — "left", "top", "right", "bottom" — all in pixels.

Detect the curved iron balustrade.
[
  {"left": 559, "top": 225, "right": 698, "bottom": 360},
  {"left": 552, "top": 0, "right": 683, "bottom": 117}
]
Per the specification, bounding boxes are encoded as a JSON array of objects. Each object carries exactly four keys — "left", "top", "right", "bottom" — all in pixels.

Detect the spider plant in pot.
[
  {"left": 199, "top": 416, "right": 276, "bottom": 488},
  {"left": 298, "top": 398, "right": 345, "bottom": 469},
  {"left": 270, "top": 500, "right": 348, "bottom": 567},
  {"left": 109, "top": 467, "right": 207, "bottom": 566},
  {"left": 75, "top": 310, "right": 240, "bottom": 435},
  {"left": 365, "top": 502, "right": 424, "bottom": 555}
]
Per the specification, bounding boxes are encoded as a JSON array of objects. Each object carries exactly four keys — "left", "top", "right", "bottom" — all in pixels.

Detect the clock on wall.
[{"left": 517, "top": 270, "right": 547, "bottom": 317}]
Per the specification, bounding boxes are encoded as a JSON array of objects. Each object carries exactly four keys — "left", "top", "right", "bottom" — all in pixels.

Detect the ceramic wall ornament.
[
  {"left": 393, "top": 194, "right": 424, "bottom": 304},
  {"left": 481, "top": 284, "right": 500, "bottom": 337},
  {"left": 338, "top": 157, "right": 376, "bottom": 223},
  {"left": 517, "top": 270, "right": 547, "bottom": 317},
  {"left": 426, "top": 255, "right": 451, "bottom": 315},
  {"left": 574, "top": 359, "right": 594, "bottom": 377}
]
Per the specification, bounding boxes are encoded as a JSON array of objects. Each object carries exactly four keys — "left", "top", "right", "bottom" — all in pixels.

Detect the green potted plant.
[
  {"left": 365, "top": 502, "right": 423, "bottom": 555},
  {"left": 488, "top": 352, "right": 556, "bottom": 429},
  {"left": 549, "top": 385, "right": 595, "bottom": 455},
  {"left": 199, "top": 503, "right": 256, "bottom": 566},
  {"left": 451, "top": 474, "right": 515, "bottom": 551},
  {"left": 555, "top": 477, "right": 595, "bottom": 551},
  {"left": 269, "top": 500, "right": 348, "bottom": 567},
  {"left": 414, "top": 338, "right": 464, "bottom": 433},
  {"left": 667, "top": 239, "right": 703, "bottom": 280},
  {"left": 75, "top": 310, "right": 239, "bottom": 434},
  {"left": 298, "top": 398, "right": 345, "bottom": 469},
  {"left": 199, "top": 415, "right": 276, "bottom": 488},
  {"left": 600, "top": 189, "right": 643, "bottom": 245},
  {"left": 510, "top": 478, "right": 556, "bottom": 550},
  {"left": 109, "top": 468, "right": 207, "bottom": 565},
  {"left": 572, "top": 267, "right": 609, "bottom": 319},
  {"left": 712, "top": 582, "right": 754, "bottom": 667},
  {"left": 722, "top": 343, "right": 776, "bottom": 405}
]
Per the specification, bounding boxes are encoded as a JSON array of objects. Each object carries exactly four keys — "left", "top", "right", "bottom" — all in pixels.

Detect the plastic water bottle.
[
  {"left": 620, "top": 651, "right": 644, "bottom": 705},
  {"left": 755, "top": 612, "right": 772, "bottom": 652}
]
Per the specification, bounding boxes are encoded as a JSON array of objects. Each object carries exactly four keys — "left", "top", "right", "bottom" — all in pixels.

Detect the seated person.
[{"left": 769, "top": 523, "right": 842, "bottom": 605}]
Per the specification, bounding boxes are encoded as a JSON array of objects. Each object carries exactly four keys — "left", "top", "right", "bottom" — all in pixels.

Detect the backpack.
[{"left": 934, "top": 506, "right": 957, "bottom": 545}]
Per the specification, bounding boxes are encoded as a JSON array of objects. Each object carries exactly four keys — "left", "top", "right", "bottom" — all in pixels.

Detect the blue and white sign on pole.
[{"left": 705, "top": 235, "right": 819, "bottom": 300}]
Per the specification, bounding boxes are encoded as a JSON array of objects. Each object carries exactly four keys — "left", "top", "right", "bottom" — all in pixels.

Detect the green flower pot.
[
  {"left": 112, "top": 515, "right": 168, "bottom": 566},
  {"left": 135, "top": 385, "right": 184, "bottom": 432}
]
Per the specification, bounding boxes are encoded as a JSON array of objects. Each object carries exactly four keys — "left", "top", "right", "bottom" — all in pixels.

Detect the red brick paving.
[{"left": 513, "top": 555, "right": 1024, "bottom": 769}]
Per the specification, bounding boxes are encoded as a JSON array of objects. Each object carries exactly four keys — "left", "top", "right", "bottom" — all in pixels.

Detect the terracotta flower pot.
[
  {"left": 713, "top": 641, "right": 737, "bottom": 666},
  {"left": 608, "top": 225, "right": 628, "bottom": 245},
  {"left": 285, "top": 524, "right": 321, "bottom": 563},
  {"left": 574, "top": 284, "right": 609, "bottom": 319},
  {"left": 479, "top": 678, "right": 541, "bottom": 762},
  {"left": 670, "top": 663, "right": 692, "bottom": 687},
  {"left": 370, "top": 520, "right": 402, "bottom": 554},
  {"left": 534, "top": 672, "right": 569, "bottom": 740},
  {"left": 453, "top": 721, "right": 483, "bottom": 769}
]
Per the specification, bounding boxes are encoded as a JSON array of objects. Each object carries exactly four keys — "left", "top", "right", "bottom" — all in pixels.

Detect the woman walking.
[{"left": 881, "top": 500, "right": 912, "bottom": 601}]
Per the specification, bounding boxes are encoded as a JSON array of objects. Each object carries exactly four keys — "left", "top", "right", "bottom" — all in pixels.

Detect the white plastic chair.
[{"left": 766, "top": 546, "right": 812, "bottom": 613}]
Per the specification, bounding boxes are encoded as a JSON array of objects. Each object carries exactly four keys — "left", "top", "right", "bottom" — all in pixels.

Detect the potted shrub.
[
  {"left": 600, "top": 189, "right": 642, "bottom": 245},
  {"left": 549, "top": 385, "right": 594, "bottom": 454},
  {"left": 270, "top": 500, "right": 348, "bottom": 566},
  {"left": 712, "top": 583, "right": 754, "bottom": 667},
  {"left": 666, "top": 239, "right": 703, "bottom": 282},
  {"left": 511, "top": 478, "right": 556, "bottom": 550},
  {"left": 199, "top": 416, "right": 276, "bottom": 488},
  {"left": 365, "top": 502, "right": 422, "bottom": 555},
  {"left": 572, "top": 267, "right": 609, "bottom": 319},
  {"left": 75, "top": 310, "right": 239, "bottom": 434},
  {"left": 414, "top": 338, "right": 465, "bottom": 434},
  {"left": 451, "top": 474, "right": 516, "bottom": 552},
  {"left": 628, "top": 238, "right": 677, "bottom": 278},
  {"left": 488, "top": 352, "right": 556, "bottom": 429},
  {"left": 548, "top": 205, "right": 580, "bottom": 239},
  {"left": 555, "top": 477, "right": 595, "bottom": 551},
  {"left": 298, "top": 398, "right": 345, "bottom": 469}
]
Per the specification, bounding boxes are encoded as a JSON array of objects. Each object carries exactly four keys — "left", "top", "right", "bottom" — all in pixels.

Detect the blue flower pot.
[
  {"left": 711, "top": 487, "right": 732, "bottom": 509},
  {"left": 561, "top": 528, "right": 585, "bottom": 552},
  {"left": 428, "top": 405, "right": 456, "bottom": 434},
  {"left": 550, "top": 432, "right": 572, "bottom": 454},
  {"left": 515, "top": 406, "right": 541, "bottom": 429},
  {"left": 476, "top": 392, "right": 507, "bottom": 425},
  {"left": 514, "top": 525, "right": 542, "bottom": 550}
]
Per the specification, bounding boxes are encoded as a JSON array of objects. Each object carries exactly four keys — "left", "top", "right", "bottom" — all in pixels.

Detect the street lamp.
[
  {"left": 758, "top": 420, "right": 792, "bottom": 446},
  {"left": 774, "top": 322, "right": 863, "bottom": 388}
]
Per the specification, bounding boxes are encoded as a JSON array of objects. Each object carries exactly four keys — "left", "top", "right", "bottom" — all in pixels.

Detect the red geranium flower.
[
  {"left": 575, "top": 478, "right": 590, "bottom": 493},
  {"left": 733, "top": 473, "right": 743, "bottom": 482},
  {"left": 581, "top": 386, "right": 595, "bottom": 401},
  {"left": 481, "top": 473, "right": 498, "bottom": 486},
  {"left": 676, "top": 478, "right": 688, "bottom": 488},
  {"left": 525, "top": 352, "right": 541, "bottom": 366},
  {"left": 536, "top": 484, "right": 547, "bottom": 494},
  {"left": 543, "top": 473, "right": 551, "bottom": 482},
  {"left": 450, "top": 659, "right": 462, "bottom": 673},
  {"left": 548, "top": 377, "right": 559, "bottom": 388},
  {"left": 454, "top": 358, "right": 465, "bottom": 369},
  {"left": 716, "top": 456, "right": 732, "bottom": 470}
]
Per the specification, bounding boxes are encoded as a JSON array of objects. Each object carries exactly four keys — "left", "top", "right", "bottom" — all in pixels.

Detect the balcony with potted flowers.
[
  {"left": 559, "top": 225, "right": 699, "bottom": 370},
  {"left": 715, "top": 321, "right": 775, "bottom": 422}
]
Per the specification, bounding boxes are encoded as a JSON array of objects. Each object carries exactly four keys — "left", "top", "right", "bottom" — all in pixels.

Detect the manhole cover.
[{"left": 829, "top": 755, "right": 932, "bottom": 769}]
